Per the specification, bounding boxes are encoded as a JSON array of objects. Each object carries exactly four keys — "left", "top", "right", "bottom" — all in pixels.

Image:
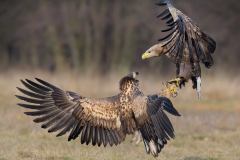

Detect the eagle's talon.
[
  {"left": 168, "top": 78, "right": 181, "bottom": 88},
  {"left": 163, "top": 83, "right": 178, "bottom": 98},
  {"left": 172, "top": 92, "right": 178, "bottom": 98},
  {"left": 164, "top": 84, "right": 170, "bottom": 92},
  {"left": 169, "top": 84, "right": 178, "bottom": 98}
]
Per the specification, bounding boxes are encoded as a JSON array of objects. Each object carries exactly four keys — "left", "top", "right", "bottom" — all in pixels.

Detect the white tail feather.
[
  {"left": 149, "top": 140, "right": 158, "bottom": 157},
  {"left": 197, "top": 77, "right": 201, "bottom": 100},
  {"left": 143, "top": 139, "right": 150, "bottom": 154}
]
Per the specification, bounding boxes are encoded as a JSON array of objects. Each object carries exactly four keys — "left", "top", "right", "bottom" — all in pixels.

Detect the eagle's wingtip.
[{"left": 155, "top": 0, "right": 169, "bottom": 6}]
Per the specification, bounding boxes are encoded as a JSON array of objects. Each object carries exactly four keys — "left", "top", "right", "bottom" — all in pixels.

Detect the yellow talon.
[
  {"left": 163, "top": 83, "right": 178, "bottom": 98},
  {"left": 164, "top": 84, "right": 170, "bottom": 92},
  {"left": 168, "top": 78, "right": 181, "bottom": 87},
  {"left": 163, "top": 84, "right": 172, "bottom": 98},
  {"left": 170, "top": 85, "right": 177, "bottom": 94},
  {"left": 170, "top": 84, "right": 178, "bottom": 98}
]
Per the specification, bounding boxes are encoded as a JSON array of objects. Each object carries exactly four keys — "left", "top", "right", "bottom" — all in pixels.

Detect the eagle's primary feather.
[{"left": 16, "top": 71, "right": 180, "bottom": 157}]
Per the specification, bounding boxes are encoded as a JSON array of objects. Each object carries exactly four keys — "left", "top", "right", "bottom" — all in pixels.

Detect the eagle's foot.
[
  {"left": 163, "top": 83, "right": 178, "bottom": 98},
  {"left": 170, "top": 84, "right": 178, "bottom": 98},
  {"left": 163, "top": 83, "right": 170, "bottom": 93},
  {"left": 168, "top": 78, "right": 181, "bottom": 88}
]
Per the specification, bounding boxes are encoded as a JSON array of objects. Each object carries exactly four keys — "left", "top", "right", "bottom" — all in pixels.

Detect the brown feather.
[
  {"left": 16, "top": 72, "right": 180, "bottom": 158},
  {"left": 97, "top": 127, "right": 102, "bottom": 147}
]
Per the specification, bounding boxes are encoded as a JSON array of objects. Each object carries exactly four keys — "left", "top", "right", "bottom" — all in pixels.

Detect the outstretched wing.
[
  {"left": 132, "top": 94, "right": 180, "bottom": 157},
  {"left": 156, "top": 0, "right": 216, "bottom": 68},
  {"left": 16, "top": 78, "right": 124, "bottom": 147}
]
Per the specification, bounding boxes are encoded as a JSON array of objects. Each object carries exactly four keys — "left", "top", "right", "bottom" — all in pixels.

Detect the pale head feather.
[{"left": 142, "top": 42, "right": 167, "bottom": 59}]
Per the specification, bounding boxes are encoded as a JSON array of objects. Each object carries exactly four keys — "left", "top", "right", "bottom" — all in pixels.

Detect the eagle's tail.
[
  {"left": 197, "top": 77, "right": 201, "bottom": 100},
  {"left": 142, "top": 138, "right": 167, "bottom": 158}
]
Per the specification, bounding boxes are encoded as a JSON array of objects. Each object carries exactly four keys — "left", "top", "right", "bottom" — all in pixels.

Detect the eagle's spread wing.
[
  {"left": 16, "top": 77, "right": 180, "bottom": 157},
  {"left": 132, "top": 94, "right": 180, "bottom": 157},
  {"left": 16, "top": 78, "right": 123, "bottom": 147},
  {"left": 156, "top": 0, "right": 216, "bottom": 68}
]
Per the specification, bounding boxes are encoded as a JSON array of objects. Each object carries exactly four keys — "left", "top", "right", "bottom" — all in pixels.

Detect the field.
[{"left": 0, "top": 70, "right": 240, "bottom": 160}]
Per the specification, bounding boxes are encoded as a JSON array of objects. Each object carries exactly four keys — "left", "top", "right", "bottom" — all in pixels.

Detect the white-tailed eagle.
[
  {"left": 142, "top": 0, "right": 216, "bottom": 99},
  {"left": 16, "top": 71, "right": 180, "bottom": 157}
]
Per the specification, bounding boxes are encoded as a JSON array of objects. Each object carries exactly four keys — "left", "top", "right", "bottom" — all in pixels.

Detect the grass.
[{"left": 0, "top": 69, "right": 240, "bottom": 160}]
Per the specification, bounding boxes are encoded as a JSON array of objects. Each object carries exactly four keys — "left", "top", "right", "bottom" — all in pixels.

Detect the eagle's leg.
[
  {"left": 130, "top": 131, "right": 142, "bottom": 146},
  {"left": 168, "top": 78, "right": 181, "bottom": 87}
]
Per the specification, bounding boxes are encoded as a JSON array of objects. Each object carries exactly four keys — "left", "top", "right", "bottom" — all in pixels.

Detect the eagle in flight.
[
  {"left": 16, "top": 71, "right": 180, "bottom": 157},
  {"left": 142, "top": 0, "right": 216, "bottom": 99}
]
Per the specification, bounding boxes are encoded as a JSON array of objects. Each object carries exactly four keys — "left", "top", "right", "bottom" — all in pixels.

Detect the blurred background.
[
  {"left": 0, "top": 0, "right": 240, "bottom": 159},
  {"left": 1, "top": 0, "right": 240, "bottom": 73}
]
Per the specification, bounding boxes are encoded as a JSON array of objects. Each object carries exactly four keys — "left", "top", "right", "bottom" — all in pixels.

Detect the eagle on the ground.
[
  {"left": 16, "top": 71, "right": 180, "bottom": 157},
  {"left": 142, "top": 0, "right": 216, "bottom": 99}
]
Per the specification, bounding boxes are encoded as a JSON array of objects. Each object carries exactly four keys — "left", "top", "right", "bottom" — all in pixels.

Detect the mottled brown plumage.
[
  {"left": 16, "top": 71, "right": 180, "bottom": 157},
  {"left": 142, "top": 0, "right": 216, "bottom": 99}
]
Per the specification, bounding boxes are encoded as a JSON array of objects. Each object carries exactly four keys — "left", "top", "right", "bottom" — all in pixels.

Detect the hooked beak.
[
  {"left": 133, "top": 71, "right": 139, "bottom": 78},
  {"left": 142, "top": 53, "right": 151, "bottom": 60}
]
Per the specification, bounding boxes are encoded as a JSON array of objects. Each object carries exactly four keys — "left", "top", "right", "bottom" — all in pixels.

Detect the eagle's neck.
[
  {"left": 121, "top": 81, "right": 137, "bottom": 93},
  {"left": 120, "top": 81, "right": 142, "bottom": 100}
]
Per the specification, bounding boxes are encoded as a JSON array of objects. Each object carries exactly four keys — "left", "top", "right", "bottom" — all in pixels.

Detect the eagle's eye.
[{"left": 148, "top": 51, "right": 151, "bottom": 53}]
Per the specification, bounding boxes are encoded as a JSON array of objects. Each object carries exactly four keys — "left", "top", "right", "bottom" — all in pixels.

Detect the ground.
[{"left": 0, "top": 70, "right": 239, "bottom": 160}]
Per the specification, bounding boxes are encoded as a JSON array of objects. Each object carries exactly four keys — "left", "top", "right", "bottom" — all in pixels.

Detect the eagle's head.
[
  {"left": 119, "top": 71, "right": 139, "bottom": 91},
  {"left": 142, "top": 43, "right": 167, "bottom": 59}
]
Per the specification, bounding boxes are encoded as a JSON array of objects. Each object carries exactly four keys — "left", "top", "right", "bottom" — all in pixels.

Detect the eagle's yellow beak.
[
  {"left": 142, "top": 53, "right": 151, "bottom": 60},
  {"left": 132, "top": 71, "right": 139, "bottom": 78},
  {"left": 133, "top": 72, "right": 137, "bottom": 78}
]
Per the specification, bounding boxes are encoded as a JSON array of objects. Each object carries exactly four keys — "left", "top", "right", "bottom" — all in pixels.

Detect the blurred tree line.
[{"left": 0, "top": 0, "right": 239, "bottom": 73}]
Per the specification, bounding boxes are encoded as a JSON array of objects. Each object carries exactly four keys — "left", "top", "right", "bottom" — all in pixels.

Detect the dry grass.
[{"left": 0, "top": 69, "right": 240, "bottom": 160}]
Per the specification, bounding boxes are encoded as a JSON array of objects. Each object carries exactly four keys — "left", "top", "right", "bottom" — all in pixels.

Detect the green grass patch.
[{"left": 193, "top": 135, "right": 205, "bottom": 141}]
